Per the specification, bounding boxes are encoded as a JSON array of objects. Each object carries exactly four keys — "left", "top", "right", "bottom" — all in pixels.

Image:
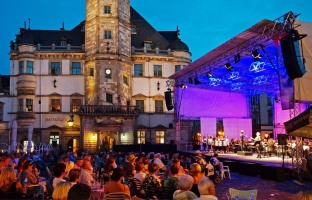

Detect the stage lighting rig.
[
  {"left": 251, "top": 50, "right": 262, "bottom": 61},
  {"left": 194, "top": 77, "right": 201, "bottom": 85},
  {"left": 188, "top": 77, "right": 193, "bottom": 84},
  {"left": 206, "top": 72, "right": 213, "bottom": 78},
  {"left": 225, "top": 63, "right": 234, "bottom": 71},
  {"left": 234, "top": 54, "right": 241, "bottom": 63}
]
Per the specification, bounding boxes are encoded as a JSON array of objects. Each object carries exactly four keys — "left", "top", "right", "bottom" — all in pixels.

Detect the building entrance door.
[{"left": 67, "top": 138, "right": 78, "bottom": 153}]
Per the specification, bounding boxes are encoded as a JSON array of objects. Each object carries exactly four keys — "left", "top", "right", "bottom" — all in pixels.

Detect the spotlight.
[
  {"left": 188, "top": 77, "right": 193, "bottom": 84},
  {"left": 225, "top": 63, "right": 234, "bottom": 71},
  {"left": 194, "top": 77, "right": 201, "bottom": 85},
  {"left": 234, "top": 54, "right": 241, "bottom": 63},
  {"left": 206, "top": 72, "right": 213, "bottom": 78},
  {"left": 251, "top": 50, "right": 262, "bottom": 61}
]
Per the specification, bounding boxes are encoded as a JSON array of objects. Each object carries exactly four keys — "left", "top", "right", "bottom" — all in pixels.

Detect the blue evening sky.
[{"left": 0, "top": 0, "right": 311, "bottom": 75}]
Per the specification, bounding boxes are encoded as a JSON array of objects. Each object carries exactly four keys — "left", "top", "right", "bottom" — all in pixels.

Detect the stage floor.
[{"left": 182, "top": 150, "right": 293, "bottom": 168}]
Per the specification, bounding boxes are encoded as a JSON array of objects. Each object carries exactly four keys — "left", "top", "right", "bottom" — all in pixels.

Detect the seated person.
[
  {"left": 0, "top": 167, "right": 23, "bottom": 199},
  {"left": 209, "top": 153, "right": 222, "bottom": 172},
  {"left": 142, "top": 163, "right": 161, "bottom": 199},
  {"left": 189, "top": 163, "right": 205, "bottom": 197},
  {"left": 159, "top": 164, "right": 180, "bottom": 199},
  {"left": 194, "top": 177, "right": 217, "bottom": 200},
  {"left": 68, "top": 183, "right": 91, "bottom": 200},
  {"left": 173, "top": 174, "right": 198, "bottom": 200},
  {"left": 104, "top": 167, "right": 130, "bottom": 195}
]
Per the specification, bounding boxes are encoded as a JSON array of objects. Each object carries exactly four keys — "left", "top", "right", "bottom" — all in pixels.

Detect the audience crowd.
[{"left": 0, "top": 145, "right": 311, "bottom": 200}]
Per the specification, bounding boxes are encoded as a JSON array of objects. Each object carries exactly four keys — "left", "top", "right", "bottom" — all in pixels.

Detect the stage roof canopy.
[
  {"left": 170, "top": 12, "right": 303, "bottom": 97},
  {"left": 285, "top": 106, "right": 312, "bottom": 138}
]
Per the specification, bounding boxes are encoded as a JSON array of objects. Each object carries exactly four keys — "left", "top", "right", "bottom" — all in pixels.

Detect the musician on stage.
[
  {"left": 254, "top": 132, "right": 262, "bottom": 158},
  {"left": 202, "top": 136, "right": 207, "bottom": 152},
  {"left": 240, "top": 130, "right": 245, "bottom": 151}
]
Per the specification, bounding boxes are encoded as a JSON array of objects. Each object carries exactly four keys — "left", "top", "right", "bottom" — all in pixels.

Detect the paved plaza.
[{"left": 215, "top": 172, "right": 312, "bottom": 200}]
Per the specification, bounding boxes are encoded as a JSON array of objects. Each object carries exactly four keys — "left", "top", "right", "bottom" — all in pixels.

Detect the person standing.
[
  {"left": 240, "top": 130, "right": 245, "bottom": 151},
  {"left": 207, "top": 136, "right": 213, "bottom": 153},
  {"left": 202, "top": 136, "right": 207, "bottom": 152}
]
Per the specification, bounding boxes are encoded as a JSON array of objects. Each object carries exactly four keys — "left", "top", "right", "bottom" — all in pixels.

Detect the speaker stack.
[
  {"left": 277, "top": 134, "right": 287, "bottom": 145},
  {"left": 279, "top": 29, "right": 306, "bottom": 80},
  {"left": 164, "top": 90, "right": 174, "bottom": 111}
]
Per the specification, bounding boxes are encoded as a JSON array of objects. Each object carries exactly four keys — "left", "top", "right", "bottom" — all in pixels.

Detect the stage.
[{"left": 182, "top": 150, "right": 292, "bottom": 168}]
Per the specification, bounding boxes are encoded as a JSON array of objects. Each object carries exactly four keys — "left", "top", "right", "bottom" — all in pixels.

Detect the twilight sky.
[{"left": 0, "top": 0, "right": 311, "bottom": 75}]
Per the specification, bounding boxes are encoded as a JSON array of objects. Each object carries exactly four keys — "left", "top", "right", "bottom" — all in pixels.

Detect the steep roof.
[
  {"left": 14, "top": 24, "right": 85, "bottom": 46},
  {"left": 12, "top": 6, "right": 189, "bottom": 52}
]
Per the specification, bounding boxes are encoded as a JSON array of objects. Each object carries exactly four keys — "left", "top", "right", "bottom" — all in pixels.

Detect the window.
[
  {"left": 104, "top": 30, "right": 112, "bottom": 39},
  {"left": 155, "top": 131, "right": 165, "bottom": 144},
  {"left": 267, "top": 96, "right": 272, "bottom": 106},
  {"left": 154, "top": 65, "right": 162, "bottom": 77},
  {"left": 18, "top": 99, "right": 23, "bottom": 112},
  {"left": 26, "top": 61, "right": 33, "bottom": 74},
  {"left": 137, "top": 131, "right": 145, "bottom": 144},
  {"left": 136, "top": 100, "right": 144, "bottom": 112},
  {"left": 89, "top": 67, "right": 94, "bottom": 76},
  {"left": 123, "top": 75, "right": 129, "bottom": 85},
  {"left": 104, "top": 6, "right": 111, "bottom": 14},
  {"left": 19, "top": 61, "right": 24, "bottom": 74},
  {"left": 130, "top": 24, "right": 137, "bottom": 34},
  {"left": 0, "top": 103, "right": 3, "bottom": 121},
  {"left": 106, "top": 93, "right": 113, "bottom": 103},
  {"left": 134, "top": 64, "right": 143, "bottom": 76},
  {"left": 60, "top": 40, "right": 67, "bottom": 46},
  {"left": 51, "top": 62, "right": 61, "bottom": 75},
  {"left": 71, "top": 99, "right": 82, "bottom": 112},
  {"left": 50, "top": 132, "right": 59, "bottom": 145},
  {"left": 144, "top": 43, "right": 152, "bottom": 49},
  {"left": 155, "top": 100, "right": 163, "bottom": 113},
  {"left": 71, "top": 62, "right": 81, "bottom": 74},
  {"left": 267, "top": 108, "right": 273, "bottom": 125},
  {"left": 175, "top": 65, "right": 181, "bottom": 72},
  {"left": 51, "top": 99, "right": 61, "bottom": 112},
  {"left": 105, "top": 68, "right": 112, "bottom": 79},
  {"left": 26, "top": 99, "right": 33, "bottom": 112}
]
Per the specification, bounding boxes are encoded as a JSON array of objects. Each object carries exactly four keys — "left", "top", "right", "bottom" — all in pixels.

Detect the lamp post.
[{"left": 67, "top": 114, "right": 74, "bottom": 127}]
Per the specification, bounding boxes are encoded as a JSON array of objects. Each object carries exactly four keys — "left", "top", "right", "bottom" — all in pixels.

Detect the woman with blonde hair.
[
  {"left": 52, "top": 181, "right": 72, "bottom": 200},
  {"left": 189, "top": 163, "right": 205, "bottom": 197},
  {"left": 0, "top": 167, "right": 23, "bottom": 199}
]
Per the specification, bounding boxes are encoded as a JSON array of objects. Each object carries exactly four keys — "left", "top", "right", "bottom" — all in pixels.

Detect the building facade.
[{"left": 1, "top": 0, "right": 191, "bottom": 153}]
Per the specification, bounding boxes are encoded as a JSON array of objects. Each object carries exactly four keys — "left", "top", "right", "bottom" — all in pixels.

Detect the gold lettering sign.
[{"left": 45, "top": 118, "right": 65, "bottom": 121}]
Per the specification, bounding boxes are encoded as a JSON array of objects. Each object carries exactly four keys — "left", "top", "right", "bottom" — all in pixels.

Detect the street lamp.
[{"left": 67, "top": 114, "right": 74, "bottom": 127}]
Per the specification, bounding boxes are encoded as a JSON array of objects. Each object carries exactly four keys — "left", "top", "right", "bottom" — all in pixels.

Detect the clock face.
[{"left": 106, "top": 69, "right": 111, "bottom": 74}]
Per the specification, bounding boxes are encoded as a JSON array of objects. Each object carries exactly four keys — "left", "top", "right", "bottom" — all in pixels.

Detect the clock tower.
[{"left": 85, "top": 0, "right": 131, "bottom": 105}]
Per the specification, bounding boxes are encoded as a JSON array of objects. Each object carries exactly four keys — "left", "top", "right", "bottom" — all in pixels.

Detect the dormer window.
[
  {"left": 130, "top": 23, "right": 137, "bottom": 34},
  {"left": 144, "top": 39, "right": 152, "bottom": 49},
  {"left": 60, "top": 36, "right": 67, "bottom": 46}
]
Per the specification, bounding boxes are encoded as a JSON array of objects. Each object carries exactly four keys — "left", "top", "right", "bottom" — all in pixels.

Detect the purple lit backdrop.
[
  {"left": 177, "top": 87, "right": 249, "bottom": 118},
  {"left": 200, "top": 118, "right": 217, "bottom": 137},
  {"left": 223, "top": 118, "right": 252, "bottom": 140}
]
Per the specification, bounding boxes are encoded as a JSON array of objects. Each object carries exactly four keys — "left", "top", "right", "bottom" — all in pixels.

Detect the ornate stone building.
[{"left": 2, "top": 0, "right": 191, "bottom": 153}]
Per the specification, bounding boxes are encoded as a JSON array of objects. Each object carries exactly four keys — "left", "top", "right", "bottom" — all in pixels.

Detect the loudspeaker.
[
  {"left": 277, "top": 134, "right": 287, "bottom": 145},
  {"left": 169, "top": 123, "right": 173, "bottom": 128},
  {"left": 280, "top": 30, "right": 306, "bottom": 80},
  {"left": 164, "top": 90, "right": 174, "bottom": 110}
]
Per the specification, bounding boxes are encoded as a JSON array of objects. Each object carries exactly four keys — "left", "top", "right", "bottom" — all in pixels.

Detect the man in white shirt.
[{"left": 151, "top": 153, "right": 166, "bottom": 172}]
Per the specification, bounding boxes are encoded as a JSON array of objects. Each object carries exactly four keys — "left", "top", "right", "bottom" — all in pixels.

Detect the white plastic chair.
[
  {"left": 221, "top": 165, "right": 231, "bottom": 179},
  {"left": 229, "top": 188, "right": 257, "bottom": 200}
]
